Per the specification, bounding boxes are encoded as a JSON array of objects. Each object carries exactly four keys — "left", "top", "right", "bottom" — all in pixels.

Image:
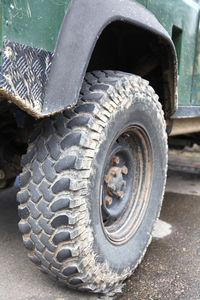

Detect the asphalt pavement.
[{"left": 0, "top": 170, "right": 199, "bottom": 300}]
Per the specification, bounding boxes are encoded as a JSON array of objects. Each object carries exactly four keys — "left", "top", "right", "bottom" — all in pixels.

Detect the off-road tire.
[{"left": 17, "top": 71, "right": 168, "bottom": 294}]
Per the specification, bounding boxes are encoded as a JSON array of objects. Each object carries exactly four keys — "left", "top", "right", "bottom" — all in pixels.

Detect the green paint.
[
  {"left": 191, "top": 19, "right": 200, "bottom": 105},
  {"left": 147, "top": 0, "right": 199, "bottom": 106},
  {"left": 137, "top": 0, "right": 147, "bottom": 7},
  {"left": 1, "top": 0, "right": 200, "bottom": 107},
  {"left": 1, "top": 0, "right": 71, "bottom": 52}
]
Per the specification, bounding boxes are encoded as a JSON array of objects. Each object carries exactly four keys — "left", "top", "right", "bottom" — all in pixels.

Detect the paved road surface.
[{"left": 0, "top": 171, "right": 199, "bottom": 300}]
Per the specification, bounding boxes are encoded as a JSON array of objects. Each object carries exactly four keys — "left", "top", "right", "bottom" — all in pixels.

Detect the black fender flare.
[{"left": 42, "top": 0, "right": 177, "bottom": 117}]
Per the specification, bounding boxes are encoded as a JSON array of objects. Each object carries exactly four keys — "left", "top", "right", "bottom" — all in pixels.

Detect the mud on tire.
[{"left": 17, "top": 70, "right": 167, "bottom": 294}]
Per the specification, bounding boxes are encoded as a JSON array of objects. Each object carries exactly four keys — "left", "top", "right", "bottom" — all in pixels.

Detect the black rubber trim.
[{"left": 42, "top": 0, "right": 177, "bottom": 116}]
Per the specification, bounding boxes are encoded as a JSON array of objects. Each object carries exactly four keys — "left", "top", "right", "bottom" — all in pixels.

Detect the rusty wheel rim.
[{"left": 101, "top": 125, "right": 153, "bottom": 244}]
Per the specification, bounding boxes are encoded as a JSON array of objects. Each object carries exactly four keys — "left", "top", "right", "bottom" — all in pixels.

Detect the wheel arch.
[
  {"left": 42, "top": 0, "right": 178, "bottom": 118},
  {"left": 87, "top": 21, "right": 177, "bottom": 118}
]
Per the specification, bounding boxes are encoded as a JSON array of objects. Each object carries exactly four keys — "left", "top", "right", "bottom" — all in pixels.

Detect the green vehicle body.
[
  {"left": 0, "top": 0, "right": 71, "bottom": 53},
  {"left": 1, "top": 0, "right": 200, "bottom": 111}
]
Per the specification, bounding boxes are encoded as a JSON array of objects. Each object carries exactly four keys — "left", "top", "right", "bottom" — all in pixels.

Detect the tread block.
[
  {"left": 47, "top": 135, "right": 61, "bottom": 160},
  {"left": 38, "top": 217, "right": 54, "bottom": 235},
  {"left": 42, "top": 159, "right": 57, "bottom": 182},
  {"left": 69, "top": 278, "right": 84, "bottom": 285},
  {"left": 54, "top": 115, "right": 69, "bottom": 137},
  {"left": 51, "top": 268, "right": 64, "bottom": 278},
  {"left": 78, "top": 136, "right": 96, "bottom": 150},
  {"left": 56, "top": 248, "right": 72, "bottom": 262},
  {"left": 44, "top": 250, "right": 62, "bottom": 269},
  {"left": 63, "top": 110, "right": 76, "bottom": 119},
  {"left": 61, "top": 132, "right": 82, "bottom": 151},
  {"left": 31, "top": 160, "right": 44, "bottom": 184},
  {"left": 40, "top": 232, "right": 56, "bottom": 252},
  {"left": 28, "top": 254, "right": 40, "bottom": 265},
  {"left": 62, "top": 266, "right": 78, "bottom": 276},
  {"left": 40, "top": 265, "right": 48, "bottom": 274},
  {"left": 17, "top": 190, "right": 29, "bottom": 204},
  {"left": 91, "top": 70, "right": 106, "bottom": 77},
  {"left": 74, "top": 103, "right": 98, "bottom": 114},
  {"left": 20, "top": 170, "right": 31, "bottom": 188},
  {"left": 27, "top": 201, "right": 41, "bottom": 219},
  {"left": 28, "top": 182, "right": 41, "bottom": 203},
  {"left": 52, "top": 178, "right": 70, "bottom": 194},
  {"left": 52, "top": 230, "right": 71, "bottom": 245},
  {"left": 18, "top": 206, "right": 30, "bottom": 219},
  {"left": 37, "top": 200, "right": 53, "bottom": 219},
  {"left": 85, "top": 72, "right": 97, "bottom": 84},
  {"left": 43, "top": 250, "right": 54, "bottom": 264},
  {"left": 55, "top": 156, "right": 76, "bottom": 173},
  {"left": 36, "top": 138, "right": 48, "bottom": 163},
  {"left": 50, "top": 197, "right": 70, "bottom": 212},
  {"left": 18, "top": 221, "right": 31, "bottom": 234},
  {"left": 30, "top": 233, "right": 45, "bottom": 252},
  {"left": 51, "top": 267, "right": 62, "bottom": 277},
  {"left": 51, "top": 259, "right": 62, "bottom": 269},
  {"left": 28, "top": 216, "right": 42, "bottom": 235},
  {"left": 34, "top": 250, "right": 50, "bottom": 268},
  {"left": 89, "top": 83, "right": 109, "bottom": 93},
  {"left": 68, "top": 115, "right": 91, "bottom": 129},
  {"left": 23, "top": 237, "right": 34, "bottom": 251},
  {"left": 82, "top": 92, "right": 102, "bottom": 102},
  {"left": 51, "top": 214, "right": 69, "bottom": 228},
  {"left": 39, "top": 181, "right": 53, "bottom": 202}
]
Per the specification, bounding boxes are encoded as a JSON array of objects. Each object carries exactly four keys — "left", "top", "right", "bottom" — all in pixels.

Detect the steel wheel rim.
[{"left": 101, "top": 125, "right": 153, "bottom": 244}]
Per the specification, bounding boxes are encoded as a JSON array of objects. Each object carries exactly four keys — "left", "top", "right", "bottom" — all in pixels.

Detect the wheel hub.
[
  {"left": 104, "top": 157, "right": 128, "bottom": 203},
  {"left": 102, "top": 139, "right": 134, "bottom": 221},
  {"left": 101, "top": 126, "right": 153, "bottom": 244}
]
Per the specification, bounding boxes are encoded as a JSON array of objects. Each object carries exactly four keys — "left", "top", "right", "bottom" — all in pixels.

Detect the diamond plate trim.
[{"left": 0, "top": 40, "right": 53, "bottom": 117}]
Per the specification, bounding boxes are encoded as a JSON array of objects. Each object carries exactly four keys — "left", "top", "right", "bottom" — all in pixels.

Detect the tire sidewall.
[{"left": 88, "top": 96, "right": 167, "bottom": 272}]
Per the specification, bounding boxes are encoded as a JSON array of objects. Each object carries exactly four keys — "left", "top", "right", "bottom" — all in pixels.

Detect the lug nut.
[
  {"left": 122, "top": 180, "right": 126, "bottom": 187},
  {"left": 117, "top": 190, "right": 124, "bottom": 199},
  {"left": 111, "top": 169, "right": 116, "bottom": 177},
  {"left": 105, "top": 196, "right": 113, "bottom": 206},
  {"left": 108, "top": 183, "right": 116, "bottom": 191},
  {"left": 122, "top": 166, "right": 128, "bottom": 175},
  {"left": 112, "top": 156, "right": 120, "bottom": 165}
]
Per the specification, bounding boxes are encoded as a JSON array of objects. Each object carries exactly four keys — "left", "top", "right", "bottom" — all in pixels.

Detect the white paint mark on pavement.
[{"left": 152, "top": 219, "right": 172, "bottom": 238}]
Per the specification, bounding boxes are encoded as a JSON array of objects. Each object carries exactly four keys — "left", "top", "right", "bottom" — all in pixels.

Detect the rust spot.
[{"left": 105, "top": 196, "right": 113, "bottom": 206}]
